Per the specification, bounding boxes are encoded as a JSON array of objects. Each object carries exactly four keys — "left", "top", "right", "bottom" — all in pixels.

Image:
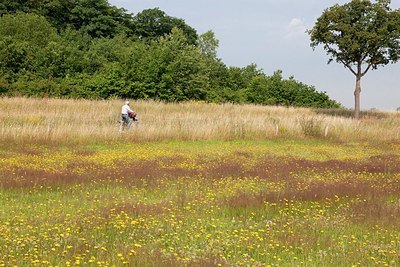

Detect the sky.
[{"left": 109, "top": 0, "right": 400, "bottom": 111}]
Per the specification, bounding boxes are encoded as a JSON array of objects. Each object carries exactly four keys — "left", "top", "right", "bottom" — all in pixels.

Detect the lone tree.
[{"left": 309, "top": 0, "right": 400, "bottom": 119}]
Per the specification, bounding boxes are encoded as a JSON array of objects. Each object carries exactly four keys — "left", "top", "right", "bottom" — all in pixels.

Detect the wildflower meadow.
[{"left": 1, "top": 98, "right": 400, "bottom": 266}]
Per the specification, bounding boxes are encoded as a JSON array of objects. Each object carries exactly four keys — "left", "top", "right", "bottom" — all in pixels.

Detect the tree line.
[{"left": 0, "top": 1, "right": 340, "bottom": 108}]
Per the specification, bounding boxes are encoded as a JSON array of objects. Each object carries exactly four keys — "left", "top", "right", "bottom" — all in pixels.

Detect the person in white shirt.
[{"left": 120, "top": 100, "right": 134, "bottom": 131}]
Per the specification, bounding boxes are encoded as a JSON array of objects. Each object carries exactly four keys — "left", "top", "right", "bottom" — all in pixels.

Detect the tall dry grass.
[{"left": 0, "top": 97, "right": 399, "bottom": 144}]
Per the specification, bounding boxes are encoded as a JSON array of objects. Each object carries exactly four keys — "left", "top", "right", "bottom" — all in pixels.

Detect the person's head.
[{"left": 125, "top": 100, "right": 130, "bottom": 105}]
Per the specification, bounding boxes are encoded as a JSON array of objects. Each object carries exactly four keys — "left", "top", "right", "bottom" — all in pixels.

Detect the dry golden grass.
[{"left": 0, "top": 97, "right": 399, "bottom": 143}]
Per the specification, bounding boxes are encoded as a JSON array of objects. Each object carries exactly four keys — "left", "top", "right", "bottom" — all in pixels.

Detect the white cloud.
[{"left": 285, "top": 18, "right": 308, "bottom": 39}]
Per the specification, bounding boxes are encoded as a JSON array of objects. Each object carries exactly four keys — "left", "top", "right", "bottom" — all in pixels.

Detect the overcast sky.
[{"left": 109, "top": 0, "right": 400, "bottom": 110}]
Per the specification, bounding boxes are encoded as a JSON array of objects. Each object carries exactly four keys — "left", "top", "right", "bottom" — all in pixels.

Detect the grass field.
[{"left": 1, "top": 97, "right": 400, "bottom": 266}]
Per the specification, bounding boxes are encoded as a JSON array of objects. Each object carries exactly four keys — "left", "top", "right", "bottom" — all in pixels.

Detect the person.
[{"left": 120, "top": 100, "right": 135, "bottom": 131}]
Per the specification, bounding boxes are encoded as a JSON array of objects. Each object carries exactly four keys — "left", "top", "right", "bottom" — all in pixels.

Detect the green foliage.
[
  {"left": 198, "top": 30, "right": 219, "bottom": 59},
  {"left": 132, "top": 8, "right": 198, "bottom": 45},
  {"left": 0, "top": 13, "right": 57, "bottom": 47},
  {"left": 309, "top": 0, "right": 400, "bottom": 116},
  {"left": 0, "top": 0, "right": 33, "bottom": 16},
  {"left": 244, "top": 70, "right": 340, "bottom": 108},
  {"left": 310, "top": 0, "right": 400, "bottom": 71},
  {"left": 0, "top": 0, "right": 134, "bottom": 38},
  {"left": 157, "top": 28, "right": 209, "bottom": 100},
  {"left": 0, "top": 37, "right": 30, "bottom": 76},
  {"left": 68, "top": 0, "right": 134, "bottom": 38},
  {"left": 0, "top": 1, "right": 340, "bottom": 108},
  {"left": 0, "top": 13, "right": 59, "bottom": 85}
]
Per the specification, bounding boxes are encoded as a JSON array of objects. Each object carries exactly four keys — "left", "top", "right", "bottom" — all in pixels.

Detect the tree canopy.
[
  {"left": 132, "top": 8, "right": 198, "bottom": 45},
  {"left": 0, "top": 1, "right": 340, "bottom": 108},
  {"left": 309, "top": 0, "right": 400, "bottom": 118},
  {"left": 0, "top": 0, "right": 134, "bottom": 38}
]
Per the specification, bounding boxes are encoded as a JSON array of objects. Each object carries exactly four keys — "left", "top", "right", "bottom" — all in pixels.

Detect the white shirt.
[{"left": 121, "top": 104, "right": 133, "bottom": 115}]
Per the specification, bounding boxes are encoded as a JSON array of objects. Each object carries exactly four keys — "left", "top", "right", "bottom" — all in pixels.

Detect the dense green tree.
[
  {"left": 159, "top": 28, "right": 209, "bottom": 100},
  {"left": 0, "top": 13, "right": 57, "bottom": 47},
  {"left": 309, "top": 0, "right": 400, "bottom": 118},
  {"left": 0, "top": 37, "right": 30, "bottom": 77},
  {"left": 198, "top": 30, "right": 219, "bottom": 59},
  {"left": 132, "top": 8, "right": 197, "bottom": 45},
  {"left": 282, "top": 77, "right": 339, "bottom": 108},
  {"left": 0, "top": 1, "right": 341, "bottom": 107},
  {"left": 34, "top": 33, "right": 88, "bottom": 79},
  {"left": 2, "top": 0, "right": 77, "bottom": 31},
  {"left": 245, "top": 70, "right": 340, "bottom": 108},
  {"left": 37, "top": 0, "right": 76, "bottom": 30},
  {"left": 0, "top": 0, "right": 32, "bottom": 16},
  {"left": 121, "top": 28, "right": 208, "bottom": 101},
  {"left": 0, "top": 13, "right": 58, "bottom": 85},
  {"left": 69, "top": 0, "right": 134, "bottom": 38},
  {"left": 0, "top": 0, "right": 134, "bottom": 38},
  {"left": 225, "top": 64, "right": 263, "bottom": 93},
  {"left": 197, "top": 31, "right": 236, "bottom": 102},
  {"left": 120, "top": 39, "right": 165, "bottom": 99},
  {"left": 245, "top": 70, "right": 284, "bottom": 105}
]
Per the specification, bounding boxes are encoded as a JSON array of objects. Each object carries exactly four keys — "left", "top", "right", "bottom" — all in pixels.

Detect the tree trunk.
[{"left": 354, "top": 68, "right": 362, "bottom": 119}]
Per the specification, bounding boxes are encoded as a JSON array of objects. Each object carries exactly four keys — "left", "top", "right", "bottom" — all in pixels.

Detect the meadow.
[{"left": 1, "top": 97, "right": 400, "bottom": 266}]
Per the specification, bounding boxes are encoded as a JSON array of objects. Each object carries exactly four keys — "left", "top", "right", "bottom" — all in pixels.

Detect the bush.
[{"left": 299, "top": 117, "right": 323, "bottom": 137}]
